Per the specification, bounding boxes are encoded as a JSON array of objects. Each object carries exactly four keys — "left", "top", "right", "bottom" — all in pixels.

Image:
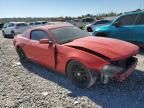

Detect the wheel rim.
[{"left": 71, "top": 64, "right": 88, "bottom": 84}]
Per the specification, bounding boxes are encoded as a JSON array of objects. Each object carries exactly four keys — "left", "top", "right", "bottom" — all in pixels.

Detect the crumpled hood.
[{"left": 64, "top": 37, "right": 139, "bottom": 61}]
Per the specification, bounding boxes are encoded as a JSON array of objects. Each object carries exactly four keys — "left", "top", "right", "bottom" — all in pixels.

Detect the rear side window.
[
  {"left": 119, "top": 14, "right": 138, "bottom": 26},
  {"left": 139, "top": 14, "right": 144, "bottom": 25},
  {"left": 31, "top": 30, "right": 50, "bottom": 41},
  {"left": 16, "top": 23, "right": 28, "bottom": 27},
  {"left": 95, "top": 20, "right": 111, "bottom": 25},
  {"left": 8, "top": 23, "right": 15, "bottom": 27}
]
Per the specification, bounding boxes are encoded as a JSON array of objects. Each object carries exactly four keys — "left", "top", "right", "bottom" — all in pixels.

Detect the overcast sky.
[{"left": 0, "top": 0, "right": 143, "bottom": 18}]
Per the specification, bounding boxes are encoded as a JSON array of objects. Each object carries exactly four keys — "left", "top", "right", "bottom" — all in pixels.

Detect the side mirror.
[
  {"left": 113, "top": 21, "right": 121, "bottom": 27},
  {"left": 39, "top": 39, "right": 53, "bottom": 45}
]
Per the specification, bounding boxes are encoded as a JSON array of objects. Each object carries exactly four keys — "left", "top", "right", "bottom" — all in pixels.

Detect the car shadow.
[{"left": 21, "top": 62, "right": 144, "bottom": 108}]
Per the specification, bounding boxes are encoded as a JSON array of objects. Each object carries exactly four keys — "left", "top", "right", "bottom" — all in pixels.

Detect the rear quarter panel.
[{"left": 13, "top": 34, "right": 31, "bottom": 59}]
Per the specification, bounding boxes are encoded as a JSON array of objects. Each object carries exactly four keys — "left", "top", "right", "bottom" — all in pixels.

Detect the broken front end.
[{"left": 100, "top": 57, "right": 138, "bottom": 84}]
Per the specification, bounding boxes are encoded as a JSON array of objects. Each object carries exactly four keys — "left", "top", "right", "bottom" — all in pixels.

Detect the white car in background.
[{"left": 2, "top": 22, "right": 29, "bottom": 38}]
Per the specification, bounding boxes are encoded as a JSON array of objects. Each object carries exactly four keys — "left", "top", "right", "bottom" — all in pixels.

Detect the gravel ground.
[{"left": 0, "top": 31, "right": 144, "bottom": 108}]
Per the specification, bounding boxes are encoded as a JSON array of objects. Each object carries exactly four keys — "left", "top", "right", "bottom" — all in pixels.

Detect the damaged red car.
[{"left": 13, "top": 24, "right": 139, "bottom": 88}]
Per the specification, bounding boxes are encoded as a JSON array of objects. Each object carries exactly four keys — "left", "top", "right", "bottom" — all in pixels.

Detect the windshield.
[{"left": 50, "top": 26, "right": 90, "bottom": 44}]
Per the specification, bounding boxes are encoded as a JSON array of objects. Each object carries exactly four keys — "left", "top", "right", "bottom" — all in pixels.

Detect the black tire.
[
  {"left": 87, "top": 27, "right": 93, "bottom": 32},
  {"left": 2, "top": 31, "right": 6, "bottom": 38},
  {"left": 17, "top": 47, "right": 28, "bottom": 63},
  {"left": 11, "top": 31, "right": 15, "bottom": 37},
  {"left": 67, "top": 60, "right": 97, "bottom": 88},
  {"left": 95, "top": 32, "right": 107, "bottom": 37}
]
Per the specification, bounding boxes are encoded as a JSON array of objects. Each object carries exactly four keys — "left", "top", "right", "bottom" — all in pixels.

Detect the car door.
[
  {"left": 29, "top": 30, "right": 55, "bottom": 69},
  {"left": 110, "top": 14, "right": 138, "bottom": 42},
  {"left": 131, "top": 13, "right": 144, "bottom": 46},
  {"left": 2, "top": 23, "right": 8, "bottom": 33}
]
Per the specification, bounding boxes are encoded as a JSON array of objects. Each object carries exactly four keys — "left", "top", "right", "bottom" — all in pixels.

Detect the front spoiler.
[{"left": 114, "top": 58, "right": 138, "bottom": 82}]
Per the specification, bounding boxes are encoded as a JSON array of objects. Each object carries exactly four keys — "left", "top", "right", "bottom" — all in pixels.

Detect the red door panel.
[{"left": 29, "top": 40, "right": 55, "bottom": 69}]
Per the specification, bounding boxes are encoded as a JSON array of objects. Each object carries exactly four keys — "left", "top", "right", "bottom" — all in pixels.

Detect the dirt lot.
[{"left": 0, "top": 31, "right": 144, "bottom": 108}]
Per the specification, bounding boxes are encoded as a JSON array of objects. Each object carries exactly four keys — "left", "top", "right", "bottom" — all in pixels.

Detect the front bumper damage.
[{"left": 100, "top": 57, "right": 138, "bottom": 84}]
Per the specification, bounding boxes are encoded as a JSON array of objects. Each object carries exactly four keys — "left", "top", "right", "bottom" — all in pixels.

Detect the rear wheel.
[
  {"left": 67, "top": 60, "right": 97, "bottom": 88},
  {"left": 17, "top": 47, "right": 28, "bottom": 63}
]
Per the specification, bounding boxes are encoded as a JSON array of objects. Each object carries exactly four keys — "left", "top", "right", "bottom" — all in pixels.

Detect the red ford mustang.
[{"left": 13, "top": 24, "right": 139, "bottom": 88}]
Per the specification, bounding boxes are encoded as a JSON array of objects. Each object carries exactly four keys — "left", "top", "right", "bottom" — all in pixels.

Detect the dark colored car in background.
[{"left": 85, "top": 20, "right": 111, "bottom": 32}]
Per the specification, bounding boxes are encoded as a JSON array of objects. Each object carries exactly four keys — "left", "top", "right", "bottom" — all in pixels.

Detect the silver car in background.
[{"left": 2, "top": 22, "right": 29, "bottom": 38}]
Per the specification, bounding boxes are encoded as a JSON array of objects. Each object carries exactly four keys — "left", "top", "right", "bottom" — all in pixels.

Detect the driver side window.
[
  {"left": 119, "top": 14, "right": 138, "bottom": 26},
  {"left": 31, "top": 30, "right": 50, "bottom": 41}
]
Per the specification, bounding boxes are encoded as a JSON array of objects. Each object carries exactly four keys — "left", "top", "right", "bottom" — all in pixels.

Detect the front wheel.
[
  {"left": 67, "top": 60, "right": 97, "bottom": 88},
  {"left": 2, "top": 31, "right": 6, "bottom": 38}
]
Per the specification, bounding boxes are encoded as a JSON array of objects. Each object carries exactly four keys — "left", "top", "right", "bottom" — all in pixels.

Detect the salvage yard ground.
[{"left": 0, "top": 30, "right": 144, "bottom": 108}]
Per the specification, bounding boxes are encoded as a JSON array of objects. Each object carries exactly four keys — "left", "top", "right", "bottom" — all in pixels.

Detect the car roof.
[
  {"left": 122, "top": 10, "right": 144, "bottom": 16},
  {"left": 31, "top": 23, "right": 74, "bottom": 30},
  {"left": 9, "top": 22, "right": 27, "bottom": 24}
]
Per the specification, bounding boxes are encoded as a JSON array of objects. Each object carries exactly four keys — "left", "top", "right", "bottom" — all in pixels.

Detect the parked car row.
[{"left": 1, "top": 21, "right": 69, "bottom": 38}]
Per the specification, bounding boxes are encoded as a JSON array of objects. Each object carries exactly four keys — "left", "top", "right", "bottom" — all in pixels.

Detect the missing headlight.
[
  {"left": 100, "top": 57, "right": 137, "bottom": 84},
  {"left": 100, "top": 64, "right": 124, "bottom": 84}
]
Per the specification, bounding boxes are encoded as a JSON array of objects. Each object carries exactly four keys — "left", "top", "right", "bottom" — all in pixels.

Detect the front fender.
[
  {"left": 66, "top": 51, "right": 110, "bottom": 72},
  {"left": 55, "top": 45, "right": 110, "bottom": 74}
]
